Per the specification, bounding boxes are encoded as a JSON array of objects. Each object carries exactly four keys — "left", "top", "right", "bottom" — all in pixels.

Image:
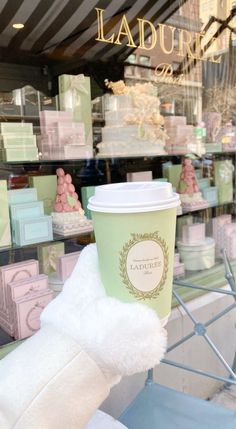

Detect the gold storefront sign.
[{"left": 95, "top": 8, "right": 221, "bottom": 64}]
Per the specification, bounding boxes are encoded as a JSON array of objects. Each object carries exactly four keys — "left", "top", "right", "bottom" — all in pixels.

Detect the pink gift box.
[
  {"left": 7, "top": 274, "right": 48, "bottom": 311},
  {"left": 0, "top": 312, "right": 14, "bottom": 336},
  {"left": 174, "top": 253, "right": 180, "bottom": 264},
  {"left": 40, "top": 144, "right": 92, "bottom": 160},
  {"left": 56, "top": 251, "right": 81, "bottom": 282},
  {"left": 126, "top": 171, "right": 153, "bottom": 182},
  {"left": 164, "top": 116, "right": 187, "bottom": 126},
  {"left": 0, "top": 260, "right": 39, "bottom": 312},
  {"left": 212, "top": 215, "right": 232, "bottom": 257},
  {"left": 173, "top": 262, "right": 185, "bottom": 278},
  {"left": 166, "top": 125, "right": 194, "bottom": 136},
  {"left": 182, "top": 223, "right": 206, "bottom": 244},
  {"left": 56, "top": 122, "right": 85, "bottom": 139},
  {"left": 39, "top": 110, "right": 73, "bottom": 132},
  {"left": 13, "top": 289, "right": 53, "bottom": 340}
]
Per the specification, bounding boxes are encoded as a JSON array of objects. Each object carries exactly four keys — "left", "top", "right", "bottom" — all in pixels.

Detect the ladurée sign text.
[{"left": 95, "top": 8, "right": 221, "bottom": 64}]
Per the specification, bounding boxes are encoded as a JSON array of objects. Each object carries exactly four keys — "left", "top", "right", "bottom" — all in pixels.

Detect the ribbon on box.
[
  {"left": 218, "top": 160, "right": 234, "bottom": 183},
  {"left": 44, "top": 245, "right": 59, "bottom": 273},
  {"left": 63, "top": 74, "right": 88, "bottom": 110}
]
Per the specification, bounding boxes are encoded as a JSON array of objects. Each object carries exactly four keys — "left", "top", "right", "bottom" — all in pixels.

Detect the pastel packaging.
[
  {"left": 0, "top": 134, "right": 37, "bottom": 148},
  {"left": 197, "top": 178, "right": 210, "bottom": 190},
  {"left": 81, "top": 186, "right": 96, "bottom": 220},
  {"left": 14, "top": 215, "right": 53, "bottom": 246},
  {"left": 177, "top": 238, "right": 215, "bottom": 271},
  {"left": 126, "top": 171, "right": 153, "bottom": 182},
  {"left": 13, "top": 289, "right": 53, "bottom": 340},
  {"left": 182, "top": 223, "right": 206, "bottom": 244},
  {"left": 214, "top": 159, "right": 234, "bottom": 204},
  {"left": 7, "top": 274, "right": 48, "bottom": 327},
  {"left": 39, "top": 110, "right": 73, "bottom": 132},
  {"left": 10, "top": 201, "right": 44, "bottom": 241},
  {"left": 7, "top": 274, "right": 48, "bottom": 309},
  {"left": 164, "top": 116, "right": 187, "bottom": 126},
  {"left": 56, "top": 251, "right": 81, "bottom": 282},
  {"left": 1, "top": 147, "right": 39, "bottom": 162},
  {"left": 59, "top": 74, "right": 93, "bottom": 147},
  {"left": 0, "top": 259, "right": 39, "bottom": 311},
  {"left": 0, "top": 180, "right": 11, "bottom": 248},
  {"left": 37, "top": 242, "right": 65, "bottom": 275},
  {"left": 0, "top": 313, "right": 14, "bottom": 336},
  {"left": 202, "top": 186, "right": 218, "bottom": 206},
  {"left": 55, "top": 122, "right": 85, "bottom": 142},
  {"left": 0, "top": 122, "right": 33, "bottom": 134},
  {"left": 29, "top": 175, "right": 57, "bottom": 214},
  {"left": 162, "top": 164, "right": 182, "bottom": 189},
  {"left": 8, "top": 188, "right": 38, "bottom": 205}
]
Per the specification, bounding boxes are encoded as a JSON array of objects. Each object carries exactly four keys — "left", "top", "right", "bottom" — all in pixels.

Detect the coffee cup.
[{"left": 88, "top": 181, "right": 180, "bottom": 326}]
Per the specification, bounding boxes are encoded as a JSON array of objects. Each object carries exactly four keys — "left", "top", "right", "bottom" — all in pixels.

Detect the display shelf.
[
  {"left": 0, "top": 230, "right": 94, "bottom": 254},
  {"left": 179, "top": 200, "right": 236, "bottom": 215},
  {"left": 0, "top": 149, "right": 234, "bottom": 167}
]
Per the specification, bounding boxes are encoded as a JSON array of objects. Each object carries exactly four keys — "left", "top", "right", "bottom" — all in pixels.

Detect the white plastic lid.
[{"left": 88, "top": 181, "right": 180, "bottom": 213}]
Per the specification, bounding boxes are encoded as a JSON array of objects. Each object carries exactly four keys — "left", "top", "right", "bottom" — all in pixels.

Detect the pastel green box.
[
  {"left": 0, "top": 180, "right": 11, "bottom": 247},
  {"left": 37, "top": 242, "right": 65, "bottom": 275},
  {"left": 0, "top": 135, "right": 36, "bottom": 148},
  {"left": 10, "top": 201, "right": 44, "bottom": 242},
  {"left": 81, "top": 186, "right": 96, "bottom": 220},
  {"left": 0, "top": 122, "right": 33, "bottom": 134},
  {"left": 197, "top": 177, "right": 210, "bottom": 190},
  {"left": 1, "top": 147, "right": 38, "bottom": 161},
  {"left": 202, "top": 186, "right": 218, "bottom": 206},
  {"left": 8, "top": 188, "right": 38, "bottom": 205},
  {"left": 14, "top": 215, "right": 53, "bottom": 246},
  {"left": 205, "top": 143, "right": 222, "bottom": 153},
  {"left": 29, "top": 175, "right": 57, "bottom": 215},
  {"left": 162, "top": 164, "right": 182, "bottom": 189},
  {"left": 214, "top": 159, "right": 233, "bottom": 204},
  {"left": 59, "top": 74, "right": 92, "bottom": 147}
]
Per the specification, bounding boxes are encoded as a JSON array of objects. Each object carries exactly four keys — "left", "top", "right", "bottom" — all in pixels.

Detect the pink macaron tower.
[
  {"left": 177, "top": 157, "right": 209, "bottom": 212},
  {"left": 52, "top": 168, "right": 93, "bottom": 236},
  {"left": 54, "top": 168, "right": 83, "bottom": 214}
]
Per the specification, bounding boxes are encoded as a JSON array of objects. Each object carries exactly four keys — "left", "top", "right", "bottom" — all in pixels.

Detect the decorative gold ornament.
[{"left": 119, "top": 231, "right": 169, "bottom": 300}]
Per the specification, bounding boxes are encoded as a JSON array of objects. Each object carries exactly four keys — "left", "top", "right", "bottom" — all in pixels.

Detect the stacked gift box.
[
  {"left": 212, "top": 214, "right": 233, "bottom": 259},
  {"left": 0, "top": 260, "right": 53, "bottom": 339},
  {"left": 56, "top": 73, "right": 93, "bottom": 159},
  {"left": 0, "top": 122, "right": 39, "bottom": 162},
  {"left": 164, "top": 116, "right": 206, "bottom": 155},
  {"left": 177, "top": 222, "right": 215, "bottom": 271},
  {"left": 173, "top": 253, "right": 185, "bottom": 279},
  {"left": 37, "top": 110, "right": 92, "bottom": 159},
  {"left": 196, "top": 170, "right": 219, "bottom": 207},
  {"left": 37, "top": 243, "right": 81, "bottom": 293},
  {"left": 0, "top": 180, "right": 11, "bottom": 248},
  {"left": 8, "top": 188, "right": 53, "bottom": 246},
  {"left": 214, "top": 159, "right": 234, "bottom": 204}
]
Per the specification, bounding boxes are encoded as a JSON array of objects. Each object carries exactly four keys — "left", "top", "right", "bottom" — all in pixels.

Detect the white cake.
[
  {"left": 97, "top": 81, "right": 167, "bottom": 157},
  {"left": 52, "top": 211, "right": 93, "bottom": 236}
]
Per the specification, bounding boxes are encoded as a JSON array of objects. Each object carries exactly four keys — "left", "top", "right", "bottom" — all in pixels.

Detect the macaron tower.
[{"left": 51, "top": 168, "right": 93, "bottom": 236}]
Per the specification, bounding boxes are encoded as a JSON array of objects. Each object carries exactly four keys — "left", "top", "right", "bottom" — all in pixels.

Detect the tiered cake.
[
  {"left": 52, "top": 168, "right": 93, "bottom": 236},
  {"left": 97, "top": 80, "right": 167, "bottom": 156}
]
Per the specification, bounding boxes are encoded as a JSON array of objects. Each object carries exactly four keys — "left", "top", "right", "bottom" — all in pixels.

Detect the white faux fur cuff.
[{"left": 41, "top": 244, "right": 167, "bottom": 378}]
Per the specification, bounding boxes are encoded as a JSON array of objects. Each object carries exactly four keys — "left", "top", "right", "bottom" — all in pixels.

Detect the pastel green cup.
[{"left": 88, "top": 182, "right": 179, "bottom": 326}]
